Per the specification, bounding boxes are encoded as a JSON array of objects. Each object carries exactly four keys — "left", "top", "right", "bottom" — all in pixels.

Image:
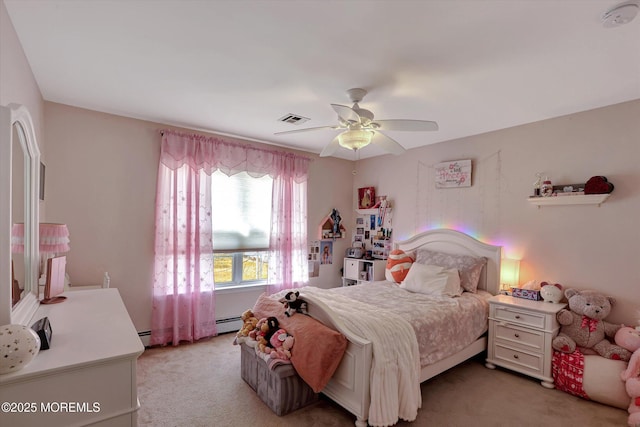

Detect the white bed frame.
[{"left": 303, "top": 229, "right": 502, "bottom": 427}]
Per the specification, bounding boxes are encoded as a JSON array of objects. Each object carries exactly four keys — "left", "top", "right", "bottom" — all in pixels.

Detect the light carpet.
[{"left": 136, "top": 333, "right": 628, "bottom": 427}]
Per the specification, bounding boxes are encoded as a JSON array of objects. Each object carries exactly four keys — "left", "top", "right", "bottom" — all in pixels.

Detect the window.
[{"left": 211, "top": 171, "right": 272, "bottom": 287}]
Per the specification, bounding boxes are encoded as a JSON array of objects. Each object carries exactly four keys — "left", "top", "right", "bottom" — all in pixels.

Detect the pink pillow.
[{"left": 252, "top": 293, "right": 347, "bottom": 392}]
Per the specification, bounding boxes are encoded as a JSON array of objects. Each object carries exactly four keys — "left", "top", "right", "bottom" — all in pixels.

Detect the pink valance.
[{"left": 160, "top": 129, "right": 311, "bottom": 183}]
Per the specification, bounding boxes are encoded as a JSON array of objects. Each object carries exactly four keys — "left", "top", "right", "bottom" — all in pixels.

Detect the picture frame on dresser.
[{"left": 41, "top": 256, "right": 67, "bottom": 304}]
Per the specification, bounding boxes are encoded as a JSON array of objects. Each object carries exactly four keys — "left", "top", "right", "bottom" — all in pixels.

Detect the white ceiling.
[{"left": 4, "top": 0, "right": 640, "bottom": 160}]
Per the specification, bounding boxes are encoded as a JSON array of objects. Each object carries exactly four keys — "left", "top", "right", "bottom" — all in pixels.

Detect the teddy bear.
[
  {"left": 279, "top": 290, "right": 307, "bottom": 317},
  {"left": 617, "top": 326, "right": 640, "bottom": 427},
  {"left": 552, "top": 288, "right": 631, "bottom": 361},
  {"left": 236, "top": 309, "right": 258, "bottom": 338},
  {"left": 269, "top": 328, "right": 295, "bottom": 360}
]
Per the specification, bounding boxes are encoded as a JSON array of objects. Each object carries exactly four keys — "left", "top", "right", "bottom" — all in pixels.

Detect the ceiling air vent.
[{"left": 278, "top": 114, "right": 310, "bottom": 125}]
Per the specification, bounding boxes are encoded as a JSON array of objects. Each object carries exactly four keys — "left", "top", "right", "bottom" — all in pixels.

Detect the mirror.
[
  {"left": 12, "top": 124, "right": 25, "bottom": 306},
  {"left": 1, "top": 104, "right": 40, "bottom": 326}
]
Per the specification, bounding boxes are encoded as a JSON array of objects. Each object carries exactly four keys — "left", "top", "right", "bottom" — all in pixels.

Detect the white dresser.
[
  {"left": 485, "top": 294, "right": 566, "bottom": 388},
  {"left": 0, "top": 288, "right": 144, "bottom": 426}
]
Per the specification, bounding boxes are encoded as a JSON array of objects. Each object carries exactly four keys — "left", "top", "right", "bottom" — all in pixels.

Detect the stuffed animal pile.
[
  {"left": 234, "top": 312, "right": 296, "bottom": 362},
  {"left": 552, "top": 288, "right": 631, "bottom": 361},
  {"left": 616, "top": 325, "right": 640, "bottom": 427}
]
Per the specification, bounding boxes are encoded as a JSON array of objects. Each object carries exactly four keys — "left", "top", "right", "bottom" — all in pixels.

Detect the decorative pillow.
[
  {"left": 385, "top": 249, "right": 414, "bottom": 283},
  {"left": 415, "top": 249, "right": 487, "bottom": 293},
  {"left": 399, "top": 263, "right": 461, "bottom": 297}
]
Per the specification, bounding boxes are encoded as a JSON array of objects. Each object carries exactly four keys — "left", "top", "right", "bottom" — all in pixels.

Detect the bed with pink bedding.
[
  {"left": 320, "top": 282, "right": 491, "bottom": 367},
  {"left": 254, "top": 229, "right": 502, "bottom": 426}
]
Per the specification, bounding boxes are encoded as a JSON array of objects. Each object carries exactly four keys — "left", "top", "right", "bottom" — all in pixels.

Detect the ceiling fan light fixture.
[{"left": 338, "top": 129, "right": 373, "bottom": 151}]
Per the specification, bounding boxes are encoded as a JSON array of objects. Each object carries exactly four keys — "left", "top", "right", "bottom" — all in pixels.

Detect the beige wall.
[
  {"left": 0, "top": 0, "right": 44, "bottom": 156},
  {"left": 43, "top": 102, "right": 354, "bottom": 331},
  {"left": 354, "top": 99, "right": 640, "bottom": 324}
]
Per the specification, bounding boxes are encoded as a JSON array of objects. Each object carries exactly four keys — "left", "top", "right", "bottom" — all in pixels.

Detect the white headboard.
[{"left": 395, "top": 229, "right": 502, "bottom": 295}]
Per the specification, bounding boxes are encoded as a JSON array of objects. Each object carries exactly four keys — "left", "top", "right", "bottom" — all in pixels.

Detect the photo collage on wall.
[
  {"left": 308, "top": 239, "right": 334, "bottom": 277},
  {"left": 308, "top": 241, "right": 320, "bottom": 277},
  {"left": 353, "top": 191, "right": 393, "bottom": 260}
]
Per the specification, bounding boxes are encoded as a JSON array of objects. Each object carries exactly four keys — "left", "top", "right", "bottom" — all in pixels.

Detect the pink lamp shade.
[
  {"left": 11, "top": 223, "right": 25, "bottom": 253},
  {"left": 39, "top": 223, "right": 70, "bottom": 254}
]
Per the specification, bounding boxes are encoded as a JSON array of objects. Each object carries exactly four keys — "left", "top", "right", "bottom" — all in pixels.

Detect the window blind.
[{"left": 211, "top": 171, "right": 272, "bottom": 251}]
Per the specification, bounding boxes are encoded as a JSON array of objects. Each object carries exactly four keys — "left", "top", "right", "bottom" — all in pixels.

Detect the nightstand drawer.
[
  {"left": 492, "top": 305, "right": 546, "bottom": 329},
  {"left": 494, "top": 323, "right": 544, "bottom": 352},
  {"left": 494, "top": 343, "right": 543, "bottom": 374}
]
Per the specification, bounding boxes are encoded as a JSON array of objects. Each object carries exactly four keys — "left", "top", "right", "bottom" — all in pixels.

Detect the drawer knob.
[
  {"left": 515, "top": 315, "right": 521, "bottom": 319},
  {"left": 514, "top": 333, "right": 520, "bottom": 338},
  {"left": 513, "top": 354, "right": 519, "bottom": 359}
]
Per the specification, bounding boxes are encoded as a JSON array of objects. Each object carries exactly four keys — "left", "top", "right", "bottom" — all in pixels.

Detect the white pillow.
[{"left": 399, "top": 263, "right": 462, "bottom": 297}]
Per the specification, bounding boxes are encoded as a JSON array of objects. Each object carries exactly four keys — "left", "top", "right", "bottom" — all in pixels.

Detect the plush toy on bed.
[
  {"left": 617, "top": 325, "right": 640, "bottom": 427},
  {"left": 269, "top": 328, "right": 295, "bottom": 360},
  {"left": 279, "top": 290, "right": 307, "bottom": 317},
  {"left": 552, "top": 288, "right": 631, "bottom": 361}
]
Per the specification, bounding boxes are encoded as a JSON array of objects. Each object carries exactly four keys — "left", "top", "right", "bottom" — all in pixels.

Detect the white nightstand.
[{"left": 485, "top": 294, "right": 566, "bottom": 388}]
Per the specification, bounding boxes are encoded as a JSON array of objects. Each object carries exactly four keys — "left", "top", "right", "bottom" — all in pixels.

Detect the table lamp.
[{"left": 500, "top": 258, "right": 520, "bottom": 294}]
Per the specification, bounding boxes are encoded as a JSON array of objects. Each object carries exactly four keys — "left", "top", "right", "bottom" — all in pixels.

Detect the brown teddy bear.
[
  {"left": 552, "top": 288, "right": 631, "bottom": 361},
  {"left": 236, "top": 309, "right": 258, "bottom": 338}
]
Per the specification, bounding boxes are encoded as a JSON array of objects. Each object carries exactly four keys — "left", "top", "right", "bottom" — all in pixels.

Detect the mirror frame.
[{"left": 0, "top": 104, "right": 40, "bottom": 325}]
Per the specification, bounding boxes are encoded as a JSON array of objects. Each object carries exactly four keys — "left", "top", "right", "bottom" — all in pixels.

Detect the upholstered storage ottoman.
[{"left": 240, "top": 343, "right": 318, "bottom": 415}]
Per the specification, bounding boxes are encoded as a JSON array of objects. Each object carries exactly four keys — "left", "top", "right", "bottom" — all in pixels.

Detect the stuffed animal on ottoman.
[
  {"left": 617, "top": 326, "right": 640, "bottom": 427},
  {"left": 255, "top": 316, "right": 280, "bottom": 354},
  {"left": 552, "top": 288, "right": 631, "bottom": 361},
  {"left": 237, "top": 309, "right": 258, "bottom": 338},
  {"left": 269, "top": 328, "right": 295, "bottom": 360}
]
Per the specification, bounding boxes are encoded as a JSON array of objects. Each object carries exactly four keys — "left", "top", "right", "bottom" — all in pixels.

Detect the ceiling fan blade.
[
  {"left": 274, "top": 125, "right": 338, "bottom": 135},
  {"left": 319, "top": 136, "right": 341, "bottom": 157},
  {"left": 371, "top": 132, "right": 406, "bottom": 155},
  {"left": 373, "top": 119, "right": 439, "bottom": 132},
  {"left": 331, "top": 104, "right": 361, "bottom": 124}
]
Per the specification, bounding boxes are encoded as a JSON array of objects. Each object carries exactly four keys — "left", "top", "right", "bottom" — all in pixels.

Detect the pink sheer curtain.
[
  {"left": 268, "top": 155, "right": 309, "bottom": 294},
  {"left": 151, "top": 130, "right": 310, "bottom": 346}
]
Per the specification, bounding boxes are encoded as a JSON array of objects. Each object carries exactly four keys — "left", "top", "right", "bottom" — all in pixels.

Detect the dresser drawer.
[
  {"left": 492, "top": 305, "right": 546, "bottom": 329},
  {"left": 493, "top": 342, "right": 543, "bottom": 375},
  {"left": 494, "top": 323, "right": 544, "bottom": 352}
]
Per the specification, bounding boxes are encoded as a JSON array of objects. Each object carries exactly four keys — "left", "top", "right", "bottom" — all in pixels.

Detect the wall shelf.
[{"left": 528, "top": 194, "right": 610, "bottom": 208}]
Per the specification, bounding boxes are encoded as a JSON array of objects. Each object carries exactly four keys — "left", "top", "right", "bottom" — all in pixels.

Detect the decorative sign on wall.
[{"left": 435, "top": 159, "right": 472, "bottom": 188}]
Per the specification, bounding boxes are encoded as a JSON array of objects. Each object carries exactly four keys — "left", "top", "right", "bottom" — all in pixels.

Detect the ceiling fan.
[{"left": 275, "top": 88, "right": 438, "bottom": 157}]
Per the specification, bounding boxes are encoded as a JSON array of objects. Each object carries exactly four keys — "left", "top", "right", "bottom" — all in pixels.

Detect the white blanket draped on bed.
[{"left": 301, "top": 287, "right": 421, "bottom": 426}]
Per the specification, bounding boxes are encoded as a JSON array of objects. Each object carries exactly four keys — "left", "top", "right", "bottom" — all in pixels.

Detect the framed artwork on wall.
[{"left": 358, "top": 187, "right": 375, "bottom": 209}]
